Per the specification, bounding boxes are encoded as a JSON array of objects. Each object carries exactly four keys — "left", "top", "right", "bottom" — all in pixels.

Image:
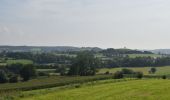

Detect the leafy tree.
[
  {"left": 162, "top": 75, "right": 166, "bottom": 79},
  {"left": 20, "top": 64, "right": 37, "bottom": 81},
  {"left": 38, "top": 72, "right": 48, "bottom": 76},
  {"left": 0, "top": 70, "right": 8, "bottom": 83},
  {"left": 135, "top": 72, "right": 143, "bottom": 79},
  {"left": 9, "top": 74, "right": 18, "bottom": 83},
  {"left": 56, "top": 65, "right": 67, "bottom": 76},
  {"left": 6, "top": 63, "right": 24, "bottom": 74},
  {"left": 68, "top": 51, "right": 100, "bottom": 76},
  {"left": 149, "top": 67, "right": 157, "bottom": 74},
  {"left": 105, "top": 71, "right": 110, "bottom": 75},
  {"left": 121, "top": 68, "right": 134, "bottom": 74}
]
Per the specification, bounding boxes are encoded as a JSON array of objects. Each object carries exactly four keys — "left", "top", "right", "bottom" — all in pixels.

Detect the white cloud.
[{"left": 0, "top": 26, "right": 10, "bottom": 33}]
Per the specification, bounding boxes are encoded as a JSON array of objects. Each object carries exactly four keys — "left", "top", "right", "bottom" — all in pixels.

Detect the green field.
[
  {"left": 98, "top": 66, "right": 170, "bottom": 75},
  {"left": 6, "top": 59, "right": 33, "bottom": 65},
  {"left": 127, "top": 54, "right": 162, "bottom": 58},
  {"left": 15, "top": 79, "right": 170, "bottom": 100},
  {"left": 0, "top": 75, "right": 114, "bottom": 92}
]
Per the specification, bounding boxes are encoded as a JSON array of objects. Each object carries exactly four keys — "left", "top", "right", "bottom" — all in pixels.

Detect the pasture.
[
  {"left": 98, "top": 66, "right": 170, "bottom": 75},
  {"left": 6, "top": 59, "right": 33, "bottom": 65},
  {"left": 17, "top": 79, "right": 170, "bottom": 100}
]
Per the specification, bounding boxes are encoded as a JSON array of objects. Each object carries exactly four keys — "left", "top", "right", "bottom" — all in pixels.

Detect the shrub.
[
  {"left": 105, "top": 71, "right": 110, "bottom": 75},
  {"left": 75, "top": 84, "right": 81, "bottom": 88},
  {"left": 162, "top": 75, "right": 167, "bottom": 79},
  {"left": 149, "top": 67, "right": 157, "bottom": 74},
  {"left": 113, "top": 71, "right": 123, "bottom": 79},
  {"left": 135, "top": 72, "right": 143, "bottom": 79},
  {"left": 0, "top": 70, "right": 8, "bottom": 83},
  {"left": 9, "top": 75, "right": 18, "bottom": 83},
  {"left": 121, "top": 68, "right": 134, "bottom": 74},
  {"left": 38, "top": 72, "right": 47, "bottom": 76}
]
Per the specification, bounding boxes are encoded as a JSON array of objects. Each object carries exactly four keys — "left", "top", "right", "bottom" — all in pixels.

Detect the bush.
[
  {"left": 0, "top": 70, "right": 8, "bottom": 83},
  {"left": 38, "top": 72, "right": 48, "bottom": 76},
  {"left": 162, "top": 75, "right": 167, "bottom": 79},
  {"left": 9, "top": 75, "right": 18, "bottom": 83},
  {"left": 135, "top": 72, "right": 143, "bottom": 79},
  {"left": 121, "top": 68, "right": 134, "bottom": 74},
  {"left": 149, "top": 67, "right": 157, "bottom": 74},
  {"left": 75, "top": 84, "right": 81, "bottom": 88},
  {"left": 113, "top": 71, "right": 123, "bottom": 79},
  {"left": 105, "top": 71, "right": 110, "bottom": 75}
]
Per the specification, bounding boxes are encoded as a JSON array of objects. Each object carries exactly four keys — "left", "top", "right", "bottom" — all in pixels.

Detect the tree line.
[
  {"left": 3, "top": 52, "right": 73, "bottom": 64},
  {"left": 0, "top": 64, "right": 36, "bottom": 83},
  {"left": 103, "top": 56, "right": 170, "bottom": 68}
]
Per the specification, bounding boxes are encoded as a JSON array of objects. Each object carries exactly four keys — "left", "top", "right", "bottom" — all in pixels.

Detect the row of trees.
[
  {"left": 0, "top": 64, "right": 36, "bottom": 83},
  {"left": 103, "top": 56, "right": 170, "bottom": 68},
  {"left": 101, "top": 48, "right": 152, "bottom": 57},
  {"left": 4, "top": 52, "right": 73, "bottom": 64},
  {"left": 68, "top": 52, "right": 100, "bottom": 76},
  {"left": 112, "top": 69, "right": 143, "bottom": 79}
]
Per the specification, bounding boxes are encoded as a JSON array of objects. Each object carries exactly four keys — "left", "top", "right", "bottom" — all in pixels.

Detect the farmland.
[
  {"left": 2, "top": 0, "right": 170, "bottom": 99},
  {"left": 6, "top": 59, "right": 33, "bottom": 65},
  {"left": 0, "top": 59, "right": 33, "bottom": 66},
  {"left": 0, "top": 48, "right": 170, "bottom": 100},
  {"left": 13, "top": 79, "right": 170, "bottom": 100},
  {"left": 98, "top": 66, "right": 170, "bottom": 75}
]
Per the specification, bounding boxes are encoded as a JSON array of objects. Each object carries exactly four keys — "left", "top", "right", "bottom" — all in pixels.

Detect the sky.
[{"left": 0, "top": 0, "right": 170, "bottom": 49}]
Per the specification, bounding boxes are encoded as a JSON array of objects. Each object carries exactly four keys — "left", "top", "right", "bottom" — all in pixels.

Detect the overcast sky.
[{"left": 0, "top": 0, "right": 170, "bottom": 49}]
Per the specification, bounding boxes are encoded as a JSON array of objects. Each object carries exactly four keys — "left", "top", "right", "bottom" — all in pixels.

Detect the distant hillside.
[
  {"left": 0, "top": 46, "right": 102, "bottom": 52},
  {"left": 0, "top": 46, "right": 154, "bottom": 54},
  {"left": 151, "top": 49, "right": 170, "bottom": 54}
]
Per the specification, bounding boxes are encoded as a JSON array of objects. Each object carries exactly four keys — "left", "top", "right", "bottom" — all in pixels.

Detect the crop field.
[
  {"left": 98, "top": 66, "right": 170, "bottom": 75},
  {"left": 15, "top": 79, "right": 170, "bottom": 100},
  {"left": 127, "top": 54, "right": 162, "bottom": 58}
]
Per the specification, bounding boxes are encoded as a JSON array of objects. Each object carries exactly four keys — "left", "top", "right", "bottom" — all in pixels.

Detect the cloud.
[
  {"left": 0, "top": 26, "right": 11, "bottom": 33},
  {"left": 1, "top": 0, "right": 170, "bottom": 49}
]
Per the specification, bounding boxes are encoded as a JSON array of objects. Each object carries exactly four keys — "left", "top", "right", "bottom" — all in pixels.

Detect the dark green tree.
[
  {"left": 0, "top": 70, "right": 8, "bottom": 83},
  {"left": 121, "top": 68, "right": 134, "bottom": 74},
  {"left": 7, "top": 63, "right": 24, "bottom": 74},
  {"left": 56, "top": 65, "right": 67, "bottom": 76},
  {"left": 162, "top": 75, "right": 166, "bottom": 79},
  {"left": 68, "top": 51, "right": 100, "bottom": 76},
  {"left": 135, "top": 72, "right": 143, "bottom": 79},
  {"left": 9, "top": 74, "right": 18, "bottom": 83},
  {"left": 149, "top": 67, "right": 157, "bottom": 74},
  {"left": 20, "top": 64, "right": 37, "bottom": 81}
]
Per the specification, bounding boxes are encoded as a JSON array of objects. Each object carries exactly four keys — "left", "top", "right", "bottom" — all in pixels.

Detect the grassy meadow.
[
  {"left": 15, "top": 79, "right": 170, "bottom": 100},
  {"left": 98, "top": 66, "right": 170, "bottom": 75},
  {"left": 0, "top": 59, "right": 33, "bottom": 66},
  {"left": 6, "top": 59, "right": 33, "bottom": 65}
]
